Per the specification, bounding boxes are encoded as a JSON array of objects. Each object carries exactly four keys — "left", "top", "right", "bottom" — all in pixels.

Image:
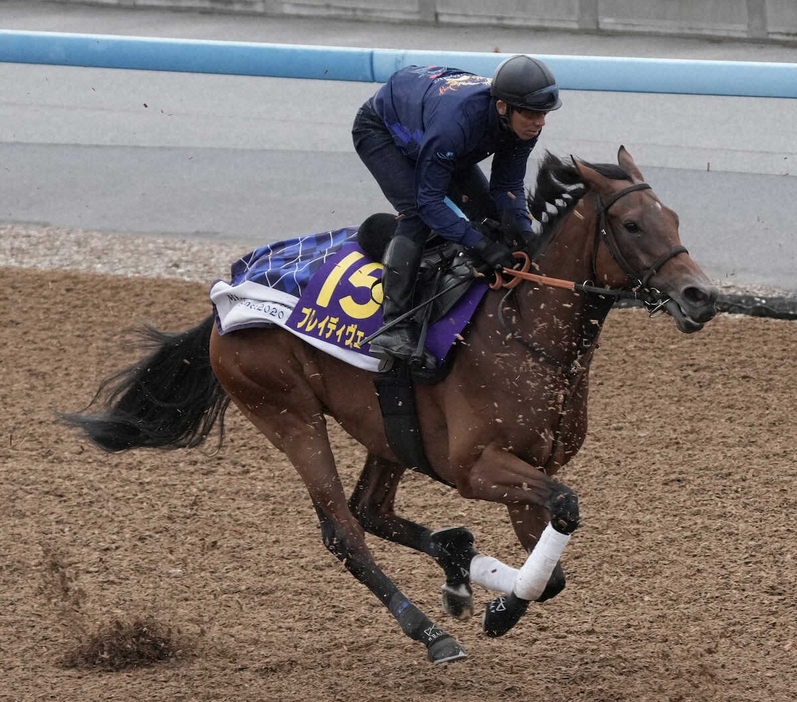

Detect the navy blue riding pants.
[{"left": 352, "top": 100, "right": 498, "bottom": 246}]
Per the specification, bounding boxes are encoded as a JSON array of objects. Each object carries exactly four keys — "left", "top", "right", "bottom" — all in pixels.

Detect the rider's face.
[{"left": 497, "top": 101, "right": 548, "bottom": 141}]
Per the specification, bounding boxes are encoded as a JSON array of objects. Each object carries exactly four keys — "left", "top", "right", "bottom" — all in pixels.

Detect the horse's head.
[{"left": 573, "top": 146, "right": 718, "bottom": 333}]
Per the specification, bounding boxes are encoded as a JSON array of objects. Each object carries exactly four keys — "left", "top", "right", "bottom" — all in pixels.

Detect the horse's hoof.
[
  {"left": 482, "top": 593, "right": 530, "bottom": 638},
  {"left": 427, "top": 635, "right": 468, "bottom": 664},
  {"left": 441, "top": 582, "right": 474, "bottom": 621}
]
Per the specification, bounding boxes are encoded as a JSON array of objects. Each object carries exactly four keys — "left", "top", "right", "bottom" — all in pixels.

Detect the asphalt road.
[{"left": 1, "top": 2, "right": 796, "bottom": 291}]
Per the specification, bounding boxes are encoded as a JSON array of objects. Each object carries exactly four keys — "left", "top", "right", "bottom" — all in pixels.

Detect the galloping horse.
[{"left": 62, "top": 147, "right": 718, "bottom": 663}]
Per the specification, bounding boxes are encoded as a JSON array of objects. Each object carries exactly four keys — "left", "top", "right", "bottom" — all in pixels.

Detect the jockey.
[{"left": 352, "top": 54, "right": 561, "bottom": 366}]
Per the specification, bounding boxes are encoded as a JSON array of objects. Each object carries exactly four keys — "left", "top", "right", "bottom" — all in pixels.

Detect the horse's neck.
[
  {"left": 534, "top": 199, "right": 597, "bottom": 284},
  {"left": 513, "top": 200, "right": 604, "bottom": 358}
]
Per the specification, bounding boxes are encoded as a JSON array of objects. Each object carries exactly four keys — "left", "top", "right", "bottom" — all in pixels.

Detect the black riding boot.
[{"left": 369, "top": 235, "right": 434, "bottom": 368}]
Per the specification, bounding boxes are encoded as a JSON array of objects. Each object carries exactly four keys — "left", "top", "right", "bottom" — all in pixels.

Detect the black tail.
[{"left": 59, "top": 315, "right": 229, "bottom": 452}]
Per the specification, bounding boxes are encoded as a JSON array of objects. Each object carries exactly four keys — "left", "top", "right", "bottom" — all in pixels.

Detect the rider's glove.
[
  {"left": 477, "top": 218, "right": 504, "bottom": 241},
  {"left": 472, "top": 236, "right": 515, "bottom": 271}
]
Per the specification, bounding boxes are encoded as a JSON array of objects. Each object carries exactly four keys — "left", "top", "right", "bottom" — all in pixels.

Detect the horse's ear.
[{"left": 617, "top": 145, "right": 645, "bottom": 182}]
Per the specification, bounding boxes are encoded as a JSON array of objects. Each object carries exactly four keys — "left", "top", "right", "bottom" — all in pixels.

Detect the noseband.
[{"left": 596, "top": 182, "right": 688, "bottom": 291}]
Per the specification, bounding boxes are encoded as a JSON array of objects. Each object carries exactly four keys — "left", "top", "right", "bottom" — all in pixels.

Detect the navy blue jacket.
[{"left": 372, "top": 65, "right": 537, "bottom": 248}]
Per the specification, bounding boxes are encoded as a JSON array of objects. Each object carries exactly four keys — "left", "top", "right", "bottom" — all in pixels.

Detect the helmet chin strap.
[
  {"left": 497, "top": 102, "right": 513, "bottom": 133},
  {"left": 498, "top": 104, "right": 531, "bottom": 141}
]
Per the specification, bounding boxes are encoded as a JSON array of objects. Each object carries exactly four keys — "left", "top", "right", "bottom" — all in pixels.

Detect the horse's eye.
[{"left": 624, "top": 220, "right": 640, "bottom": 233}]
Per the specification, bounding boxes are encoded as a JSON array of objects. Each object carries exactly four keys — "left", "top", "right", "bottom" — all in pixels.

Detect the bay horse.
[{"left": 62, "top": 147, "right": 718, "bottom": 664}]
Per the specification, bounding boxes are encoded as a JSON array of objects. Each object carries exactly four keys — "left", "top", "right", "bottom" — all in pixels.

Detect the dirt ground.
[{"left": 1, "top": 266, "right": 795, "bottom": 702}]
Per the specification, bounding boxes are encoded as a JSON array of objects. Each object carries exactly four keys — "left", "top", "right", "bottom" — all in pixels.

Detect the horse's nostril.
[
  {"left": 684, "top": 285, "right": 718, "bottom": 306},
  {"left": 680, "top": 285, "right": 719, "bottom": 322}
]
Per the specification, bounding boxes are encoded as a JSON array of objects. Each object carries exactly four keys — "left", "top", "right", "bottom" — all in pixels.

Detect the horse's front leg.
[
  {"left": 505, "top": 503, "right": 568, "bottom": 602},
  {"left": 348, "top": 452, "right": 477, "bottom": 620},
  {"left": 457, "top": 444, "right": 580, "bottom": 637}
]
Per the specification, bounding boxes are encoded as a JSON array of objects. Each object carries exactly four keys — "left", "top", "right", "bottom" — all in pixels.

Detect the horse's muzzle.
[{"left": 665, "top": 283, "right": 719, "bottom": 333}]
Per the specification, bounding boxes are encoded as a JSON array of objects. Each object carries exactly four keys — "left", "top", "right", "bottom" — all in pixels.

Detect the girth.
[{"left": 373, "top": 361, "right": 455, "bottom": 486}]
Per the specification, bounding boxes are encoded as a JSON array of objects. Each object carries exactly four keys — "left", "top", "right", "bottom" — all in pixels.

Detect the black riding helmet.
[{"left": 491, "top": 55, "right": 562, "bottom": 112}]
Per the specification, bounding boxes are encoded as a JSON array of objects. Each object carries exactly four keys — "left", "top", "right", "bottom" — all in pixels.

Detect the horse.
[{"left": 61, "top": 147, "right": 718, "bottom": 664}]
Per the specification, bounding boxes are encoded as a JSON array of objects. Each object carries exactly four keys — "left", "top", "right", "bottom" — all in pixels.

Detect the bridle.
[
  {"left": 497, "top": 181, "right": 688, "bottom": 311},
  {"left": 594, "top": 182, "right": 688, "bottom": 293},
  {"left": 495, "top": 180, "right": 691, "bottom": 374}
]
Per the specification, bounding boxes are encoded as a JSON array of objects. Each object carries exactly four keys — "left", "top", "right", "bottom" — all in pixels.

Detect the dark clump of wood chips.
[{"left": 62, "top": 618, "right": 184, "bottom": 671}]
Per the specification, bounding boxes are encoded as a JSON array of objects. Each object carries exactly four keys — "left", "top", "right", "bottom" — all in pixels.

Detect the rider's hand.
[
  {"left": 477, "top": 218, "right": 504, "bottom": 241},
  {"left": 473, "top": 236, "right": 515, "bottom": 271}
]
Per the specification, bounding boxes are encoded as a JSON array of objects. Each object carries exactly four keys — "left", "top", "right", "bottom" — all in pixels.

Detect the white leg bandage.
[
  {"left": 512, "top": 523, "right": 571, "bottom": 601},
  {"left": 469, "top": 554, "right": 518, "bottom": 594}
]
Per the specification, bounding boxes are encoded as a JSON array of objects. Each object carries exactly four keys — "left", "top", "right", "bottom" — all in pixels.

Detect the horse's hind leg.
[
  {"left": 348, "top": 452, "right": 477, "bottom": 620},
  {"left": 241, "top": 413, "right": 465, "bottom": 661},
  {"left": 309, "top": 486, "right": 467, "bottom": 663},
  {"left": 211, "top": 348, "right": 467, "bottom": 663}
]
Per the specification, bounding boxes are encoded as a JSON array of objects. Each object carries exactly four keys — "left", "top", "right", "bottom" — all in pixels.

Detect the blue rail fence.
[{"left": 1, "top": 30, "right": 796, "bottom": 99}]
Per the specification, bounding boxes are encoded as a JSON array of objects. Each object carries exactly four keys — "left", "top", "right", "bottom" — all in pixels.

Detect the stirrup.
[
  {"left": 369, "top": 342, "right": 436, "bottom": 373},
  {"left": 409, "top": 349, "right": 437, "bottom": 371}
]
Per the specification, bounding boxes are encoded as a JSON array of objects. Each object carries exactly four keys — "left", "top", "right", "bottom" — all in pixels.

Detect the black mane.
[{"left": 526, "top": 152, "right": 632, "bottom": 245}]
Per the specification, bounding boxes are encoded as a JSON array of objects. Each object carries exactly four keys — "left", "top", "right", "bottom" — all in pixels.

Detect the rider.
[{"left": 352, "top": 54, "right": 562, "bottom": 366}]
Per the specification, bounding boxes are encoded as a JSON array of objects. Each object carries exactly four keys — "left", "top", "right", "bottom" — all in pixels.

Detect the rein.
[
  {"left": 496, "top": 181, "right": 689, "bottom": 307},
  {"left": 495, "top": 259, "right": 642, "bottom": 300},
  {"left": 493, "top": 180, "right": 689, "bottom": 373}
]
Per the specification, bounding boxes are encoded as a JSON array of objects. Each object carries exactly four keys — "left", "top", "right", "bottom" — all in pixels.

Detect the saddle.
[{"left": 358, "top": 212, "right": 482, "bottom": 352}]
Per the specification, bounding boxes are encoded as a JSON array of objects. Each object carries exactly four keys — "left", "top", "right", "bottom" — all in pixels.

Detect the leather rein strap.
[{"left": 497, "top": 181, "right": 688, "bottom": 300}]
